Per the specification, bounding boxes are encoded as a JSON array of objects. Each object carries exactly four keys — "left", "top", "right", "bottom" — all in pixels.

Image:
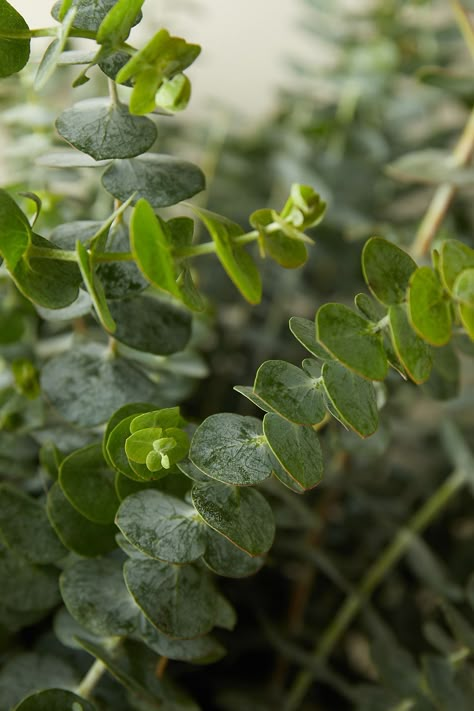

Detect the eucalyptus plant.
[{"left": 0, "top": 0, "right": 474, "bottom": 710}]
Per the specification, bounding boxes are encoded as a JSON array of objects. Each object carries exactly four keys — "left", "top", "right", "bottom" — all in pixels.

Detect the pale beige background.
[{"left": 11, "top": 0, "right": 318, "bottom": 119}]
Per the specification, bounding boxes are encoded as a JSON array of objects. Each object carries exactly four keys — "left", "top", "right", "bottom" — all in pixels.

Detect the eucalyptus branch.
[
  {"left": 75, "top": 657, "right": 108, "bottom": 700},
  {"left": 410, "top": 105, "right": 474, "bottom": 259},
  {"left": 283, "top": 424, "right": 473, "bottom": 711}
]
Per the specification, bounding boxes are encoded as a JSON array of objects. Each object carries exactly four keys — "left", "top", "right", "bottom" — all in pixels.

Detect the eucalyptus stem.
[
  {"left": 450, "top": 0, "right": 474, "bottom": 60},
  {"left": 0, "top": 27, "right": 97, "bottom": 40},
  {"left": 410, "top": 106, "right": 474, "bottom": 259},
  {"left": 284, "top": 465, "right": 469, "bottom": 711},
  {"left": 75, "top": 658, "right": 108, "bottom": 699}
]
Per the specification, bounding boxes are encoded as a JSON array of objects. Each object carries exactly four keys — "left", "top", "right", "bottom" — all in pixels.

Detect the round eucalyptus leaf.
[
  {"left": 263, "top": 413, "right": 323, "bottom": 491},
  {"left": 233, "top": 385, "right": 275, "bottom": 413},
  {"left": 116, "top": 490, "right": 207, "bottom": 564},
  {"left": 59, "top": 443, "right": 119, "bottom": 524},
  {"left": 453, "top": 268, "right": 474, "bottom": 339},
  {"left": 56, "top": 99, "right": 157, "bottom": 160},
  {"left": 408, "top": 267, "right": 452, "bottom": 346},
  {"left": 139, "top": 617, "right": 226, "bottom": 664},
  {"left": 189, "top": 413, "right": 273, "bottom": 486},
  {"left": 14, "top": 689, "right": 95, "bottom": 711},
  {"left": 97, "top": 223, "right": 147, "bottom": 300},
  {"left": 0, "top": 546, "right": 61, "bottom": 612},
  {"left": 0, "top": 0, "right": 30, "bottom": 79},
  {"left": 41, "top": 346, "right": 160, "bottom": 427},
  {"left": 60, "top": 558, "right": 140, "bottom": 637},
  {"left": 321, "top": 361, "right": 378, "bottom": 438},
  {"left": 53, "top": 607, "right": 104, "bottom": 651},
  {"left": 51, "top": 0, "right": 138, "bottom": 32},
  {"left": 289, "top": 316, "right": 334, "bottom": 360},
  {"left": 362, "top": 237, "right": 417, "bottom": 305},
  {"left": 177, "top": 457, "right": 210, "bottom": 483},
  {"left": 203, "top": 527, "right": 265, "bottom": 578},
  {"left": 35, "top": 289, "right": 92, "bottom": 322},
  {"left": 108, "top": 294, "right": 192, "bottom": 356},
  {"left": 271, "top": 452, "right": 306, "bottom": 494},
  {"left": 12, "top": 234, "right": 81, "bottom": 309},
  {"left": 36, "top": 149, "right": 110, "bottom": 168},
  {"left": 124, "top": 558, "right": 218, "bottom": 639},
  {"left": 354, "top": 292, "right": 387, "bottom": 322},
  {"left": 106, "top": 414, "right": 147, "bottom": 481},
  {"left": 49, "top": 220, "right": 103, "bottom": 249},
  {"left": 316, "top": 303, "right": 388, "bottom": 381},
  {"left": 254, "top": 359, "right": 325, "bottom": 425},
  {"left": 192, "top": 480, "right": 275, "bottom": 556},
  {"left": 103, "top": 402, "right": 155, "bottom": 469},
  {"left": 0, "top": 484, "right": 66, "bottom": 564},
  {"left": 102, "top": 154, "right": 205, "bottom": 208},
  {"left": 388, "top": 305, "right": 432, "bottom": 384},
  {"left": 0, "top": 654, "right": 78, "bottom": 711},
  {"left": 47, "top": 482, "right": 117, "bottom": 557},
  {"left": 439, "top": 239, "right": 474, "bottom": 293}
]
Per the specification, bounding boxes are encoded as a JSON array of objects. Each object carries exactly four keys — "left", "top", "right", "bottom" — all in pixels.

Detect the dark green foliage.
[{"left": 0, "top": 0, "right": 473, "bottom": 710}]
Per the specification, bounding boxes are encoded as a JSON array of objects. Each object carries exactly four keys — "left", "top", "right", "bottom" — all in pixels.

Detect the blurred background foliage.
[{"left": 1, "top": 0, "right": 474, "bottom": 709}]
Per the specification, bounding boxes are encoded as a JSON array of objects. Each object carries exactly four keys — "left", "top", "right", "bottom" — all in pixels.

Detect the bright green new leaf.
[
  {"left": 14, "top": 689, "right": 96, "bottom": 711},
  {"left": 124, "top": 558, "right": 217, "bottom": 639},
  {"left": 34, "top": 7, "right": 77, "bottom": 90},
  {"left": 76, "top": 239, "right": 116, "bottom": 332},
  {"left": 59, "top": 443, "right": 119, "bottom": 524},
  {"left": 289, "top": 316, "right": 334, "bottom": 360},
  {"left": 0, "top": 485, "right": 66, "bottom": 564},
  {"left": 0, "top": 189, "right": 31, "bottom": 270},
  {"left": 130, "top": 198, "right": 179, "bottom": 295},
  {"left": 0, "top": 0, "right": 30, "bottom": 78},
  {"left": 453, "top": 268, "right": 474, "bottom": 339},
  {"left": 438, "top": 239, "right": 474, "bottom": 293},
  {"left": 192, "top": 480, "right": 275, "bottom": 556},
  {"left": 250, "top": 208, "right": 307, "bottom": 268},
  {"left": 47, "top": 482, "right": 117, "bottom": 557},
  {"left": 203, "top": 527, "right": 265, "bottom": 578},
  {"left": 56, "top": 99, "right": 157, "bottom": 160},
  {"left": 192, "top": 206, "right": 262, "bottom": 304},
  {"left": 254, "top": 359, "right": 326, "bottom": 425},
  {"left": 388, "top": 304, "right": 432, "bottom": 383},
  {"left": 155, "top": 73, "right": 192, "bottom": 112},
  {"left": 107, "top": 415, "right": 148, "bottom": 481},
  {"left": 407, "top": 266, "right": 452, "bottom": 345},
  {"left": 321, "top": 361, "right": 378, "bottom": 437},
  {"left": 103, "top": 402, "right": 155, "bottom": 469},
  {"left": 116, "top": 490, "right": 207, "bottom": 563},
  {"left": 130, "top": 407, "right": 183, "bottom": 432},
  {"left": 190, "top": 413, "right": 273, "bottom": 486},
  {"left": 316, "top": 303, "right": 388, "bottom": 381},
  {"left": 96, "top": 0, "right": 144, "bottom": 46},
  {"left": 103, "top": 154, "right": 205, "bottom": 207},
  {"left": 60, "top": 558, "right": 139, "bottom": 637},
  {"left": 280, "top": 183, "right": 326, "bottom": 230},
  {"left": 115, "top": 28, "right": 201, "bottom": 114},
  {"left": 263, "top": 413, "right": 323, "bottom": 491},
  {"left": 362, "top": 237, "right": 417, "bottom": 305}
]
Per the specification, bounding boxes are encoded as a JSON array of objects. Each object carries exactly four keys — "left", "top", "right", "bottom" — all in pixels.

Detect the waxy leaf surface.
[
  {"left": 289, "top": 316, "right": 333, "bottom": 360},
  {"left": 60, "top": 557, "right": 139, "bottom": 637},
  {"left": 116, "top": 490, "right": 207, "bottom": 563},
  {"left": 408, "top": 266, "right": 452, "bottom": 346},
  {"left": 321, "top": 361, "right": 378, "bottom": 437},
  {"left": 0, "top": 0, "right": 30, "bottom": 79},
  {"left": 203, "top": 527, "right": 265, "bottom": 578},
  {"left": 254, "top": 359, "right": 325, "bottom": 425},
  {"left": 56, "top": 99, "right": 157, "bottom": 160},
  {"left": 192, "top": 480, "right": 275, "bottom": 556},
  {"left": 317, "top": 303, "right": 388, "bottom": 380},
  {"left": 102, "top": 154, "right": 205, "bottom": 207},
  {"left": 14, "top": 689, "right": 95, "bottom": 711},
  {"left": 388, "top": 305, "right": 432, "bottom": 383},
  {"left": 263, "top": 413, "right": 323, "bottom": 490},
  {"left": 124, "top": 558, "right": 217, "bottom": 639},
  {"left": 362, "top": 237, "right": 416, "bottom": 305},
  {"left": 190, "top": 413, "right": 272, "bottom": 486}
]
